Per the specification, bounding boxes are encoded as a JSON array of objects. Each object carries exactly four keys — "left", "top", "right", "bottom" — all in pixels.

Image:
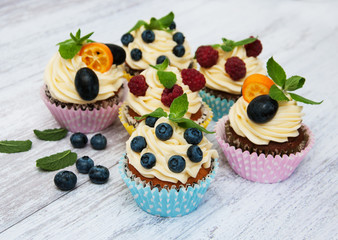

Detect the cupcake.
[
  {"left": 121, "top": 12, "right": 194, "bottom": 76},
  {"left": 216, "top": 57, "right": 321, "bottom": 183},
  {"left": 197, "top": 36, "right": 266, "bottom": 120},
  {"left": 119, "top": 94, "right": 219, "bottom": 217},
  {"left": 42, "top": 29, "right": 127, "bottom": 133},
  {"left": 119, "top": 59, "right": 212, "bottom": 134}
]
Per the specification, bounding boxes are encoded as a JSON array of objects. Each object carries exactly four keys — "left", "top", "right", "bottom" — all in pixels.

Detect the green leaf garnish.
[
  {"left": 0, "top": 140, "right": 32, "bottom": 154},
  {"left": 127, "top": 12, "right": 175, "bottom": 33},
  {"left": 158, "top": 12, "right": 175, "bottom": 28},
  {"left": 36, "top": 150, "right": 77, "bottom": 171},
  {"left": 150, "top": 58, "right": 169, "bottom": 71},
  {"left": 34, "top": 128, "right": 68, "bottom": 141},
  {"left": 169, "top": 93, "right": 188, "bottom": 119},
  {"left": 269, "top": 85, "right": 289, "bottom": 101},
  {"left": 212, "top": 37, "right": 256, "bottom": 52},
  {"left": 289, "top": 93, "right": 323, "bottom": 105},
  {"left": 266, "top": 57, "right": 286, "bottom": 87},
  {"left": 134, "top": 108, "right": 168, "bottom": 121},
  {"left": 284, "top": 76, "right": 305, "bottom": 91},
  {"left": 170, "top": 118, "right": 214, "bottom": 134},
  {"left": 157, "top": 70, "right": 177, "bottom": 89},
  {"left": 128, "top": 20, "right": 148, "bottom": 33}
]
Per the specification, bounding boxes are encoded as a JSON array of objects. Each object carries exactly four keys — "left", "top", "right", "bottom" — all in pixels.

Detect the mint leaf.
[
  {"left": 150, "top": 58, "right": 169, "bottom": 71},
  {"left": 269, "top": 85, "right": 289, "bottom": 101},
  {"left": 0, "top": 140, "right": 32, "bottom": 154},
  {"left": 169, "top": 93, "right": 188, "bottom": 119},
  {"left": 234, "top": 37, "right": 256, "bottom": 46},
  {"left": 267, "top": 57, "right": 286, "bottom": 87},
  {"left": 157, "top": 70, "right": 177, "bottom": 89},
  {"left": 78, "top": 32, "right": 94, "bottom": 43},
  {"left": 158, "top": 11, "right": 174, "bottom": 28},
  {"left": 211, "top": 44, "right": 221, "bottom": 48},
  {"left": 36, "top": 150, "right": 77, "bottom": 171},
  {"left": 75, "top": 29, "right": 81, "bottom": 38},
  {"left": 134, "top": 108, "right": 168, "bottom": 121},
  {"left": 289, "top": 93, "right": 323, "bottom": 105},
  {"left": 128, "top": 20, "right": 148, "bottom": 33},
  {"left": 147, "top": 17, "right": 162, "bottom": 30},
  {"left": 34, "top": 128, "right": 68, "bottom": 141},
  {"left": 171, "top": 118, "right": 214, "bottom": 134},
  {"left": 284, "top": 76, "right": 305, "bottom": 91}
]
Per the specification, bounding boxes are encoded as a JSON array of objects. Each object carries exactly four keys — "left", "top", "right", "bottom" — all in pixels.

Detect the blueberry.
[
  {"left": 156, "top": 55, "right": 169, "bottom": 65},
  {"left": 76, "top": 156, "right": 94, "bottom": 174},
  {"left": 131, "top": 48, "right": 142, "bottom": 61},
  {"left": 75, "top": 67, "right": 99, "bottom": 101},
  {"left": 105, "top": 44, "right": 126, "bottom": 65},
  {"left": 247, "top": 95, "right": 279, "bottom": 124},
  {"left": 173, "top": 32, "right": 185, "bottom": 44},
  {"left": 131, "top": 136, "right": 147, "bottom": 152},
  {"left": 121, "top": 33, "right": 134, "bottom": 46},
  {"left": 168, "top": 155, "right": 186, "bottom": 173},
  {"left": 169, "top": 21, "right": 176, "bottom": 30},
  {"left": 184, "top": 128, "right": 203, "bottom": 145},
  {"left": 140, "top": 153, "right": 156, "bottom": 169},
  {"left": 187, "top": 145, "right": 203, "bottom": 163},
  {"left": 54, "top": 171, "right": 77, "bottom": 191},
  {"left": 145, "top": 116, "right": 159, "bottom": 127},
  {"left": 155, "top": 123, "right": 173, "bottom": 141},
  {"left": 89, "top": 165, "right": 110, "bottom": 184},
  {"left": 173, "top": 45, "right": 185, "bottom": 57},
  {"left": 70, "top": 132, "right": 88, "bottom": 148},
  {"left": 90, "top": 133, "right": 107, "bottom": 150},
  {"left": 142, "top": 30, "right": 155, "bottom": 43}
]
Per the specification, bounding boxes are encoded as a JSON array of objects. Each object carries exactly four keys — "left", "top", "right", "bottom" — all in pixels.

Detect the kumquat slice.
[
  {"left": 79, "top": 43, "right": 113, "bottom": 73},
  {"left": 242, "top": 74, "right": 275, "bottom": 103}
]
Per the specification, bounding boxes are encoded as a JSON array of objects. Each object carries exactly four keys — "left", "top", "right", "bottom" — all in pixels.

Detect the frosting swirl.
[
  {"left": 200, "top": 46, "right": 266, "bottom": 95},
  {"left": 44, "top": 53, "right": 125, "bottom": 104},
  {"left": 126, "top": 117, "right": 218, "bottom": 184},
  {"left": 229, "top": 96, "right": 303, "bottom": 145}
]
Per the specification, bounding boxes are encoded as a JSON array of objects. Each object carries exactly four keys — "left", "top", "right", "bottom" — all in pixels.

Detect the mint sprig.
[
  {"left": 36, "top": 150, "right": 77, "bottom": 171},
  {"left": 57, "top": 29, "right": 94, "bottom": 59},
  {"left": 212, "top": 37, "right": 256, "bottom": 52},
  {"left": 0, "top": 140, "right": 32, "bottom": 153},
  {"left": 34, "top": 128, "right": 68, "bottom": 141},
  {"left": 135, "top": 108, "right": 168, "bottom": 121},
  {"left": 267, "top": 57, "right": 323, "bottom": 104},
  {"left": 150, "top": 58, "right": 177, "bottom": 89},
  {"left": 128, "top": 12, "right": 174, "bottom": 33}
]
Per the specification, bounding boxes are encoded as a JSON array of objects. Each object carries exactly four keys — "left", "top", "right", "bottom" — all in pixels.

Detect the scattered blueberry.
[
  {"left": 105, "top": 43, "right": 126, "bottom": 65},
  {"left": 121, "top": 33, "right": 134, "bottom": 46},
  {"left": 168, "top": 155, "right": 186, "bottom": 173},
  {"left": 140, "top": 153, "right": 156, "bottom": 169},
  {"left": 173, "top": 45, "right": 185, "bottom": 57},
  {"left": 247, "top": 95, "right": 279, "bottom": 124},
  {"left": 145, "top": 116, "right": 159, "bottom": 127},
  {"left": 155, "top": 123, "right": 173, "bottom": 141},
  {"left": 131, "top": 136, "right": 147, "bottom": 152},
  {"left": 54, "top": 171, "right": 77, "bottom": 191},
  {"left": 169, "top": 21, "right": 176, "bottom": 30},
  {"left": 131, "top": 48, "right": 142, "bottom": 61},
  {"left": 76, "top": 156, "right": 94, "bottom": 174},
  {"left": 156, "top": 55, "right": 169, "bottom": 65},
  {"left": 90, "top": 133, "right": 107, "bottom": 150},
  {"left": 142, "top": 30, "right": 155, "bottom": 43},
  {"left": 184, "top": 128, "right": 203, "bottom": 145},
  {"left": 173, "top": 32, "right": 185, "bottom": 44},
  {"left": 187, "top": 145, "right": 203, "bottom": 163},
  {"left": 70, "top": 132, "right": 88, "bottom": 148},
  {"left": 89, "top": 165, "right": 110, "bottom": 184},
  {"left": 75, "top": 68, "right": 99, "bottom": 101}
]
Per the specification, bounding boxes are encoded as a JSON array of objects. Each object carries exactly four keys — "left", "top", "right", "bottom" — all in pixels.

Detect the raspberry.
[
  {"left": 128, "top": 75, "right": 148, "bottom": 96},
  {"left": 161, "top": 84, "right": 183, "bottom": 107},
  {"left": 225, "top": 56, "right": 246, "bottom": 81},
  {"left": 195, "top": 46, "right": 219, "bottom": 68},
  {"left": 181, "top": 69, "right": 206, "bottom": 92},
  {"left": 245, "top": 36, "right": 263, "bottom": 57}
]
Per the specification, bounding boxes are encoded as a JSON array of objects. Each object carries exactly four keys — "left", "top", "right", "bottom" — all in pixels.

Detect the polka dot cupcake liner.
[
  {"left": 118, "top": 156, "right": 218, "bottom": 217},
  {"left": 215, "top": 116, "right": 315, "bottom": 183}
]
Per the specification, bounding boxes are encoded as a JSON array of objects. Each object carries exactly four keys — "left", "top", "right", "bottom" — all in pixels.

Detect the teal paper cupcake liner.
[
  {"left": 118, "top": 156, "right": 218, "bottom": 217},
  {"left": 199, "top": 90, "right": 235, "bottom": 121}
]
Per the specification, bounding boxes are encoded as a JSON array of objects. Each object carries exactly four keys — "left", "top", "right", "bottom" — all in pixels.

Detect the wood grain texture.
[{"left": 0, "top": 0, "right": 337, "bottom": 239}]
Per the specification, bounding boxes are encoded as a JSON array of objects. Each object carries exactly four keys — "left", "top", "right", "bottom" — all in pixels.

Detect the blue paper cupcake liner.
[
  {"left": 118, "top": 156, "right": 218, "bottom": 217},
  {"left": 199, "top": 90, "right": 235, "bottom": 121}
]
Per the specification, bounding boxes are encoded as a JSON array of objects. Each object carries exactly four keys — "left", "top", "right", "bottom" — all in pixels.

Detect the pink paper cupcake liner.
[
  {"left": 41, "top": 87, "right": 121, "bottom": 133},
  {"left": 215, "top": 116, "right": 315, "bottom": 183}
]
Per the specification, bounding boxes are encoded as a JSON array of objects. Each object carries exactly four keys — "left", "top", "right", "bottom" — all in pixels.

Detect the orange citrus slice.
[
  {"left": 242, "top": 74, "right": 275, "bottom": 103},
  {"left": 79, "top": 43, "right": 113, "bottom": 73}
]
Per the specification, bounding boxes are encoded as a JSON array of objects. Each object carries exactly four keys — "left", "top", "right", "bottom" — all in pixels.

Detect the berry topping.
[
  {"left": 169, "top": 21, "right": 176, "bottom": 30},
  {"left": 168, "top": 155, "right": 186, "bottom": 173},
  {"left": 105, "top": 44, "right": 126, "bottom": 65},
  {"left": 145, "top": 116, "right": 159, "bottom": 127},
  {"left": 79, "top": 43, "right": 113, "bottom": 73},
  {"left": 155, "top": 123, "right": 173, "bottom": 141},
  {"left": 173, "top": 45, "right": 185, "bottom": 57},
  {"left": 121, "top": 33, "right": 134, "bottom": 46},
  {"left": 184, "top": 128, "right": 203, "bottom": 145},
  {"left": 90, "top": 133, "right": 107, "bottom": 150},
  {"left": 245, "top": 36, "right": 263, "bottom": 57},
  {"left": 142, "top": 30, "right": 155, "bottom": 43},
  {"left": 187, "top": 145, "right": 203, "bottom": 163},
  {"left": 76, "top": 156, "right": 94, "bottom": 174},
  {"left": 75, "top": 67, "right": 99, "bottom": 101},
  {"left": 195, "top": 46, "right": 219, "bottom": 68},
  {"left": 181, "top": 69, "right": 206, "bottom": 92},
  {"left": 161, "top": 84, "right": 183, "bottom": 107},
  {"left": 89, "top": 165, "right": 110, "bottom": 184},
  {"left": 242, "top": 74, "right": 275, "bottom": 103},
  {"left": 54, "top": 171, "right": 77, "bottom": 191},
  {"left": 70, "top": 132, "right": 88, "bottom": 148},
  {"left": 225, "top": 56, "right": 246, "bottom": 81},
  {"left": 131, "top": 48, "right": 142, "bottom": 61},
  {"left": 173, "top": 32, "right": 185, "bottom": 44},
  {"left": 131, "top": 136, "right": 147, "bottom": 152},
  {"left": 156, "top": 55, "right": 169, "bottom": 65},
  {"left": 247, "top": 95, "right": 278, "bottom": 124},
  {"left": 128, "top": 75, "right": 148, "bottom": 96},
  {"left": 140, "top": 153, "right": 156, "bottom": 169}
]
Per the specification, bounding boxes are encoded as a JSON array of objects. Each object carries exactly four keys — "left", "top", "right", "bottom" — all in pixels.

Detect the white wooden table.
[{"left": 0, "top": 0, "right": 337, "bottom": 239}]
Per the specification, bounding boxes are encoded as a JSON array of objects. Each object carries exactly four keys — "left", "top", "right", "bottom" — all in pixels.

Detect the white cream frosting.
[
  {"left": 229, "top": 96, "right": 303, "bottom": 145},
  {"left": 126, "top": 117, "right": 219, "bottom": 184},
  {"left": 123, "top": 25, "right": 193, "bottom": 70},
  {"left": 200, "top": 46, "right": 266, "bottom": 95},
  {"left": 44, "top": 52, "right": 125, "bottom": 104}
]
